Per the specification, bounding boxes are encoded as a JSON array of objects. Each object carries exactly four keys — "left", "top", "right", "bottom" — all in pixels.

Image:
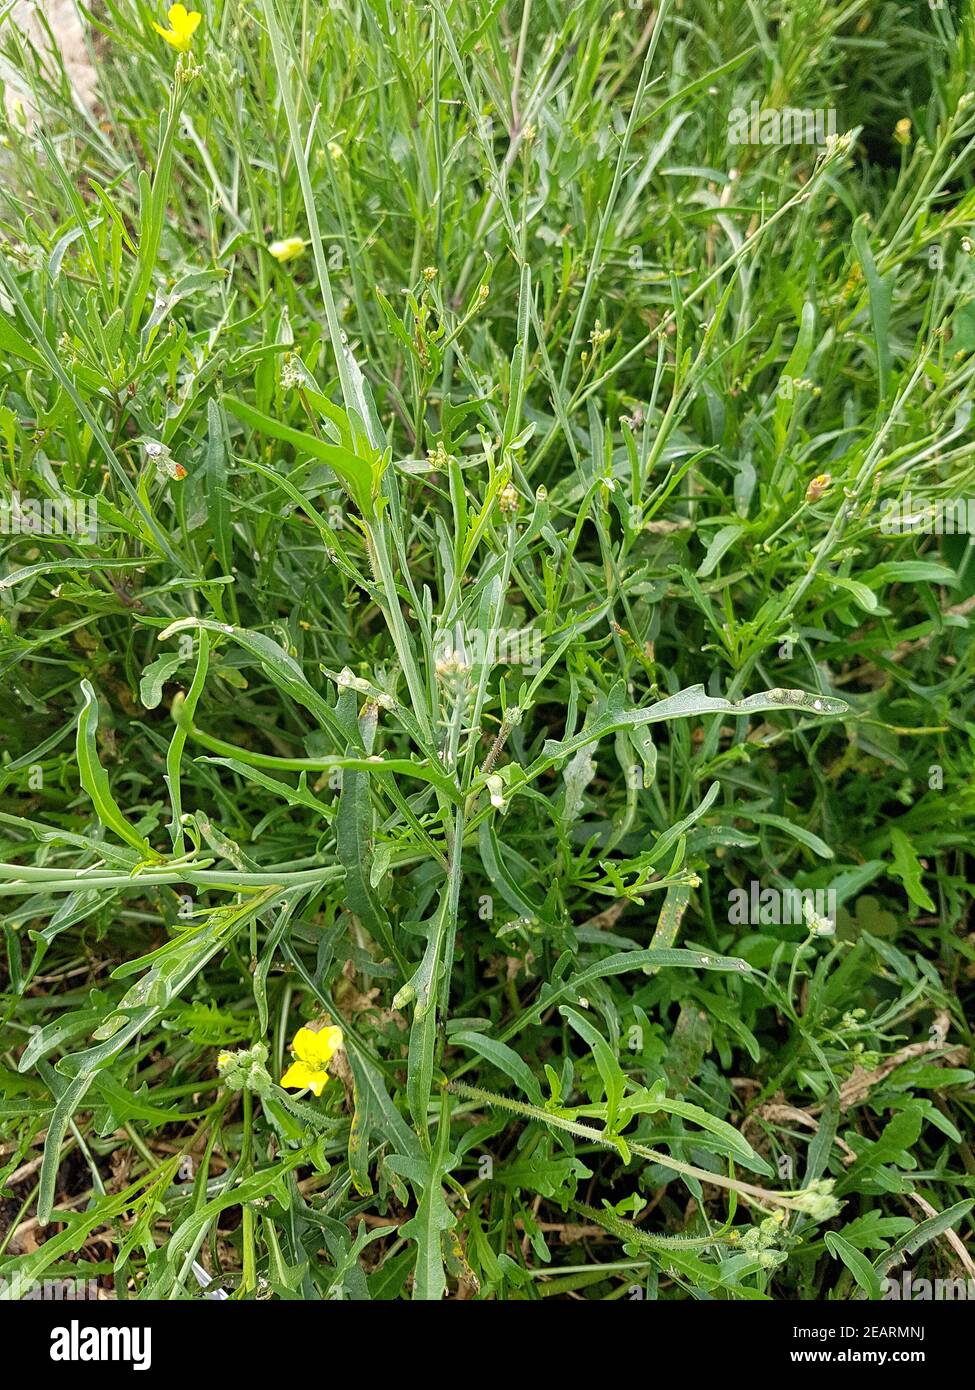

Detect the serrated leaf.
[{"left": 889, "top": 827, "right": 936, "bottom": 912}]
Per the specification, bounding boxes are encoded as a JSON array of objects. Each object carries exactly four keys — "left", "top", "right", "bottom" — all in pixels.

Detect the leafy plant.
[{"left": 0, "top": 0, "right": 972, "bottom": 1301}]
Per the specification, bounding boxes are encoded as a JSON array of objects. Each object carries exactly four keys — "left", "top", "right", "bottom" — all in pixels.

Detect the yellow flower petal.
[
  {"left": 268, "top": 237, "right": 306, "bottom": 263},
  {"left": 291, "top": 1024, "right": 343, "bottom": 1068},
  {"left": 153, "top": 4, "right": 201, "bottom": 52},
  {"left": 152, "top": 21, "right": 181, "bottom": 47},
  {"left": 280, "top": 1059, "right": 329, "bottom": 1096}
]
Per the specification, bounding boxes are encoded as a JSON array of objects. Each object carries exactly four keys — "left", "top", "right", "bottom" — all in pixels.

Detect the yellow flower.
[
  {"left": 153, "top": 4, "right": 202, "bottom": 53},
  {"left": 894, "top": 117, "right": 912, "bottom": 147},
  {"left": 268, "top": 236, "right": 307, "bottom": 263},
  {"left": 280, "top": 1023, "right": 344, "bottom": 1097}
]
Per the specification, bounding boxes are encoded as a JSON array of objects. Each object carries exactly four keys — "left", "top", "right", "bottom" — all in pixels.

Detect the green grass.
[{"left": 0, "top": 0, "right": 973, "bottom": 1301}]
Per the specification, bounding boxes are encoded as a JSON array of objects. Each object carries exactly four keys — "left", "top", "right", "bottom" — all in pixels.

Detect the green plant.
[{"left": 0, "top": 0, "right": 973, "bottom": 1301}]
